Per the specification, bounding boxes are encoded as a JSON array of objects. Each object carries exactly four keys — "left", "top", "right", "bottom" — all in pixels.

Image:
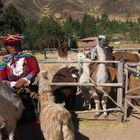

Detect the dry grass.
[
  {"left": 35, "top": 51, "right": 78, "bottom": 81},
  {"left": 80, "top": 119, "right": 128, "bottom": 131},
  {"left": 112, "top": 43, "right": 140, "bottom": 49}
]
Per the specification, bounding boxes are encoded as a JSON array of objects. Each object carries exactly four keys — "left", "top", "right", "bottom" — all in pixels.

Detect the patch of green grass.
[{"left": 79, "top": 119, "right": 129, "bottom": 131}]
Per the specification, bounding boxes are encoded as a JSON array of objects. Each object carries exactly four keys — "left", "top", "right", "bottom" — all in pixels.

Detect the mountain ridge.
[{"left": 2, "top": 0, "right": 140, "bottom": 21}]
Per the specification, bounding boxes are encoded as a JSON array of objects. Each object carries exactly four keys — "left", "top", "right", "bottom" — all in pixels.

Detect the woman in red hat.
[
  {"left": 0, "top": 33, "right": 40, "bottom": 88},
  {"left": 0, "top": 33, "right": 42, "bottom": 138},
  {"left": 0, "top": 34, "right": 41, "bottom": 140}
]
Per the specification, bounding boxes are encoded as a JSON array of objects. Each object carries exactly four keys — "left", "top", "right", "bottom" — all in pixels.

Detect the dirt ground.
[
  {"left": 71, "top": 92, "right": 140, "bottom": 140},
  {"left": 73, "top": 111, "right": 140, "bottom": 140},
  {"left": 15, "top": 104, "right": 140, "bottom": 140}
]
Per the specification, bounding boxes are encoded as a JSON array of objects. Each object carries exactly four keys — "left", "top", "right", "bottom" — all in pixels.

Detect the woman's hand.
[{"left": 15, "top": 78, "right": 27, "bottom": 88}]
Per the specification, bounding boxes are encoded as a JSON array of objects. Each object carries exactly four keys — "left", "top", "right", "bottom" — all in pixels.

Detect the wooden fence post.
[
  {"left": 117, "top": 61, "right": 124, "bottom": 121},
  {"left": 44, "top": 48, "right": 47, "bottom": 59},
  {"left": 124, "top": 68, "right": 129, "bottom": 121}
]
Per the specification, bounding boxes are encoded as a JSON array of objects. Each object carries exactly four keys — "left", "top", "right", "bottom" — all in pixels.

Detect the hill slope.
[{"left": 2, "top": 0, "right": 140, "bottom": 21}]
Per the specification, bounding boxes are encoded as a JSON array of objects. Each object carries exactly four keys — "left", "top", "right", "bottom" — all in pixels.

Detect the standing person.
[
  {"left": 0, "top": 33, "right": 43, "bottom": 140},
  {"left": 0, "top": 33, "right": 40, "bottom": 88}
]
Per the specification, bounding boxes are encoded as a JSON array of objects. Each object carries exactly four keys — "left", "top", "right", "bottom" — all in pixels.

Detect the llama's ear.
[
  {"left": 39, "top": 71, "right": 48, "bottom": 78},
  {"left": 69, "top": 66, "right": 75, "bottom": 73},
  {"left": 33, "top": 71, "right": 48, "bottom": 84},
  {"left": 42, "top": 71, "right": 48, "bottom": 79},
  {"left": 32, "top": 76, "right": 39, "bottom": 85}
]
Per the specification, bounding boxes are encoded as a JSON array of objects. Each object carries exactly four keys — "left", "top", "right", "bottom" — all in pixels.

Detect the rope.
[
  {"left": 125, "top": 98, "right": 140, "bottom": 113},
  {"left": 126, "top": 86, "right": 140, "bottom": 94},
  {"left": 77, "top": 60, "right": 122, "bottom": 109}
]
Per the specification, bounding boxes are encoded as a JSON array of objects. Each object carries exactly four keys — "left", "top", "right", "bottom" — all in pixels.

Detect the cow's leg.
[
  {"left": 6, "top": 125, "right": 16, "bottom": 140},
  {"left": 0, "top": 117, "right": 9, "bottom": 140},
  {"left": 81, "top": 87, "right": 91, "bottom": 110},
  {"left": 0, "top": 132, "right": 2, "bottom": 140},
  {"left": 81, "top": 88, "right": 88, "bottom": 109},
  {"left": 0, "top": 117, "right": 5, "bottom": 129},
  {"left": 101, "top": 95, "right": 108, "bottom": 118},
  {"left": 1, "top": 127, "right": 9, "bottom": 140},
  {"left": 9, "top": 130, "right": 15, "bottom": 140},
  {"left": 92, "top": 90, "right": 100, "bottom": 118}
]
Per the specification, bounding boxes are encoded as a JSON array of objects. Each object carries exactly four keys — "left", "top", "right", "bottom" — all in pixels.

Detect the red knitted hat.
[{"left": 0, "top": 33, "right": 24, "bottom": 44}]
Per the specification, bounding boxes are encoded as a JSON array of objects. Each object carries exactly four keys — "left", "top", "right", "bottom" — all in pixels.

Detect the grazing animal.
[
  {"left": 37, "top": 71, "right": 75, "bottom": 140},
  {"left": 124, "top": 73, "right": 140, "bottom": 119},
  {"left": 127, "top": 74, "right": 140, "bottom": 106},
  {"left": 112, "top": 51, "right": 139, "bottom": 67},
  {"left": 90, "top": 35, "right": 113, "bottom": 118},
  {"left": 0, "top": 81, "right": 23, "bottom": 140},
  {"left": 77, "top": 47, "right": 118, "bottom": 111},
  {"left": 77, "top": 52, "right": 92, "bottom": 109},
  {"left": 52, "top": 66, "right": 79, "bottom": 110},
  {"left": 57, "top": 42, "right": 77, "bottom": 68},
  {"left": 105, "top": 46, "right": 114, "bottom": 61},
  {"left": 57, "top": 42, "right": 69, "bottom": 64}
]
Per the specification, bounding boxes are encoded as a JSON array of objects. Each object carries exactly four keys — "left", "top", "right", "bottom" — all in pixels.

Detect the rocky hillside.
[{"left": 2, "top": 0, "right": 140, "bottom": 21}]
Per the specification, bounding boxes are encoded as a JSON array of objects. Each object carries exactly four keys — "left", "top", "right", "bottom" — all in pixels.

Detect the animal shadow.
[
  {"left": 15, "top": 123, "right": 45, "bottom": 140},
  {"left": 71, "top": 112, "right": 89, "bottom": 140}
]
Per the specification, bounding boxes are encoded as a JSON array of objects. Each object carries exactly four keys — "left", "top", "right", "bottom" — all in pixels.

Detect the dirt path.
[{"left": 75, "top": 113, "right": 140, "bottom": 140}]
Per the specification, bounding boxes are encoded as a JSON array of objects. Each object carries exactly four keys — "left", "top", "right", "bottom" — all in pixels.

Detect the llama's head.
[
  {"left": 57, "top": 42, "right": 69, "bottom": 58},
  {"left": 97, "top": 35, "right": 109, "bottom": 49},
  {"left": 38, "top": 71, "right": 48, "bottom": 80},
  {"left": 36, "top": 71, "right": 52, "bottom": 93},
  {"left": 69, "top": 66, "right": 80, "bottom": 82},
  {"left": 84, "top": 51, "right": 91, "bottom": 59},
  {"left": 77, "top": 52, "right": 86, "bottom": 61}
]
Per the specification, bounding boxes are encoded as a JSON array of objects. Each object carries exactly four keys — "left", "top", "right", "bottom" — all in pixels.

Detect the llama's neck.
[
  {"left": 39, "top": 91, "right": 54, "bottom": 112},
  {"left": 38, "top": 80, "right": 54, "bottom": 108},
  {"left": 58, "top": 56, "right": 69, "bottom": 67},
  {"left": 80, "top": 63, "right": 90, "bottom": 83},
  {"left": 83, "top": 63, "right": 90, "bottom": 75},
  {"left": 39, "top": 90, "right": 53, "bottom": 108},
  {"left": 58, "top": 56, "right": 68, "bottom": 61},
  {"left": 96, "top": 64, "right": 108, "bottom": 83},
  {"left": 96, "top": 44, "right": 108, "bottom": 83},
  {"left": 83, "top": 63, "right": 90, "bottom": 76},
  {"left": 96, "top": 45, "right": 106, "bottom": 61}
]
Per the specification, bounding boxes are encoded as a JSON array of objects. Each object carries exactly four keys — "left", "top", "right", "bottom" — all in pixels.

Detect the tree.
[
  {"left": 138, "top": 17, "right": 140, "bottom": 24},
  {"left": 101, "top": 13, "right": 109, "bottom": 21},
  {"left": 24, "top": 20, "right": 41, "bottom": 50},
  {"left": 40, "top": 16, "right": 62, "bottom": 49},
  {"left": 2, "top": 5, "right": 25, "bottom": 33},
  {"left": 80, "top": 14, "right": 96, "bottom": 37}
]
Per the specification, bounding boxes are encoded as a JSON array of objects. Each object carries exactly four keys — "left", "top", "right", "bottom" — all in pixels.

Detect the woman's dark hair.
[
  {"left": 4, "top": 41, "right": 22, "bottom": 54},
  {"left": 4, "top": 41, "right": 21, "bottom": 47}
]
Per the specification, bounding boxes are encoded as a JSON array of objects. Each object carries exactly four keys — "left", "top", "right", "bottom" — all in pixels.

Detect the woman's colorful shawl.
[{"left": 0, "top": 50, "right": 33, "bottom": 70}]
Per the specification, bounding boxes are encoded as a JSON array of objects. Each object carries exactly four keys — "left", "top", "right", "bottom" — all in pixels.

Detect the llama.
[
  {"left": 57, "top": 42, "right": 78, "bottom": 68},
  {"left": 127, "top": 74, "right": 140, "bottom": 106},
  {"left": 0, "top": 81, "right": 24, "bottom": 140},
  {"left": 77, "top": 52, "right": 92, "bottom": 109},
  {"left": 52, "top": 66, "right": 79, "bottom": 110},
  {"left": 113, "top": 51, "right": 139, "bottom": 63},
  {"left": 37, "top": 71, "right": 74, "bottom": 140},
  {"left": 90, "top": 35, "right": 112, "bottom": 118},
  {"left": 57, "top": 42, "right": 69, "bottom": 61},
  {"left": 57, "top": 42, "right": 69, "bottom": 67}
]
